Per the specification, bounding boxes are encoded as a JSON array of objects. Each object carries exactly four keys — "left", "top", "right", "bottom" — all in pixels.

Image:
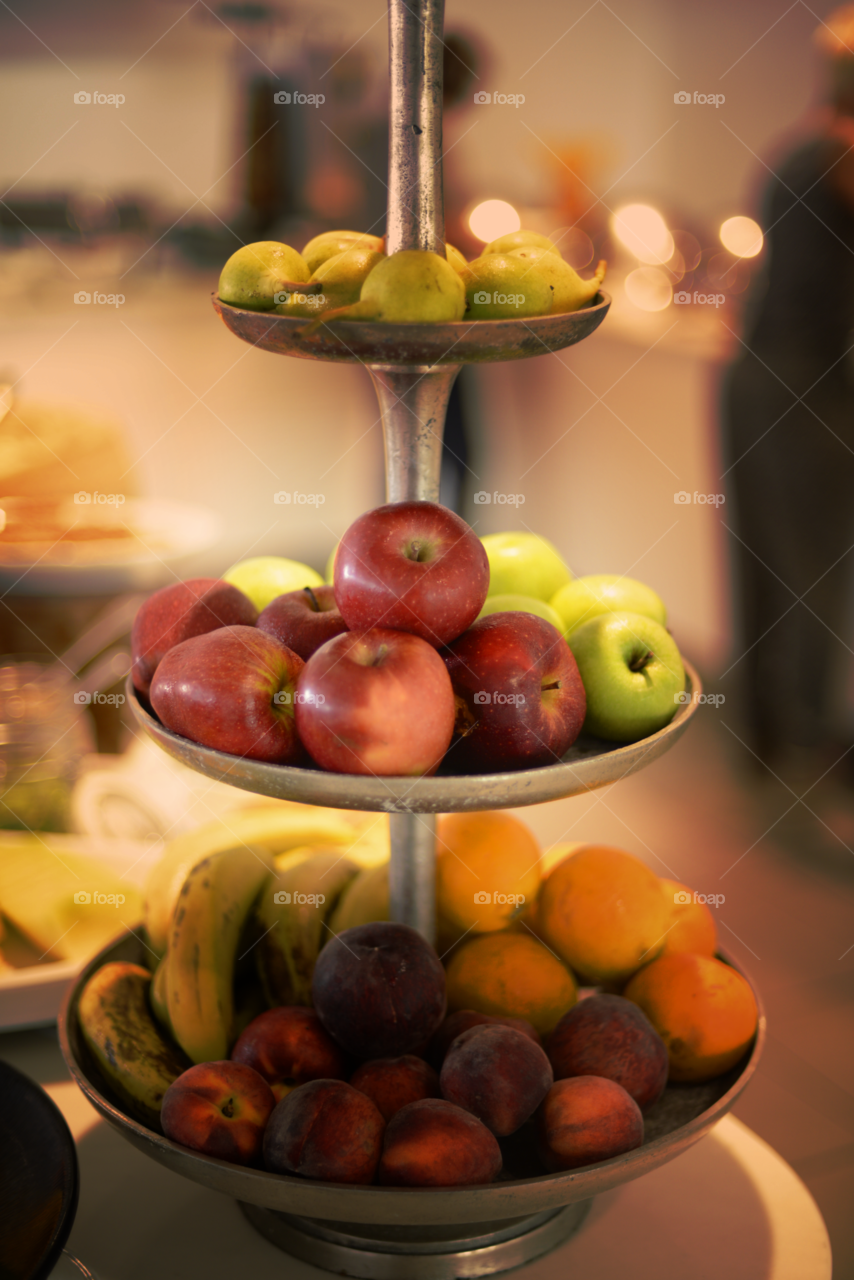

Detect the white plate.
[
  {"left": 0, "top": 834, "right": 162, "bottom": 1030},
  {"left": 0, "top": 498, "right": 221, "bottom": 596}
]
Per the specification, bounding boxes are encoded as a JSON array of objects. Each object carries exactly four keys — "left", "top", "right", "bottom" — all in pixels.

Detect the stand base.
[{"left": 238, "top": 1201, "right": 591, "bottom": 1278}]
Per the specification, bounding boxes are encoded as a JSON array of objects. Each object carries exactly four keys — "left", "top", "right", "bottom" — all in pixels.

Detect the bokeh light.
[
  {"left": 624, "top": 267, "right": 672, "bottom": 311},
  {"left": 547, "top": 226, "right": 594, "bottom": 269},
  {"left": 468, "top": 200, "right": 521, "bottom": 243},
  {"left": 671, "top": 230, "right": 702, "bottom": 272},
  {"left": 611, "top": 204, "right": 674, "bottom": 264},
  {"left": 720, "top": 216, "right": 763, "bottom": 258}
]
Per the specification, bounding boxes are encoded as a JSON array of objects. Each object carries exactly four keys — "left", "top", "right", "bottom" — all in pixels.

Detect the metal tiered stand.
[{"left": 60, "top": 3, "right": 764, "bottom": 1276}]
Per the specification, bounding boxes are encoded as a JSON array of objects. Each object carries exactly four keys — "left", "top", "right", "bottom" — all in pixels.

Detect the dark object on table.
[{"left": 0, "top": 1059, "right": 79, "bottom": 1279}]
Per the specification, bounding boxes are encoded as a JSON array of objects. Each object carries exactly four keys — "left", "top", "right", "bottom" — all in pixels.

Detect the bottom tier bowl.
[{"left": 59, "top": 932, "right": 764, "bottom": 1277}]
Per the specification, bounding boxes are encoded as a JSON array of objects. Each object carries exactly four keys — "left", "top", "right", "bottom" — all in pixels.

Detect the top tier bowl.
[{"left": 212, "top": 293, "right": 611, "bottom": 367}]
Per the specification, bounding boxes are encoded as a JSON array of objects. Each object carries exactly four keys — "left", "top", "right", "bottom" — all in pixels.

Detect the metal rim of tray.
[
  {"left": 212, "top": 293, "right": 611, "bottom": 366},
  {"left": 126, "top": 660, "right": 701, "bottom": 815},
  {"left": 58, "top": 931, "right": 764, "bottom": 1227}
]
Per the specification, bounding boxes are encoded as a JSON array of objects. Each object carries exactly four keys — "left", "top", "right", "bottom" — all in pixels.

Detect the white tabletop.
[{"left": 43, "top": 1074, "right": 830, "bottom": 1280}]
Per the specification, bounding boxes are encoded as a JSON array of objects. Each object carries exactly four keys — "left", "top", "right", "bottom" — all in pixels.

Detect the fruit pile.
[
  {"left": 132, "top": 502, "right": 687, "bottom": 776},
  {"left": 76, "top": 812, "right": 759, "bottom": 1188},
  {"left": 217, "top": 230, "right": 606, "bottom": 326}
]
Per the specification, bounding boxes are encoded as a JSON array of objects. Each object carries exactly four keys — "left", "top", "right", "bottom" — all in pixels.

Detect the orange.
[
  {"left": 623, "top": 952, "right": 758, "bottom": 1082},
  {"left": 444, "top": 932, "right": 577, "bottom": 1036},
  {"left": 659, "top": 879, "right": 717, "bottom": 957},
  {"left": 436, "top": 811, "right": 541, "bottom": 934},
  {"left": 537, "top": 845, "right": 670, "bottom": 984}
]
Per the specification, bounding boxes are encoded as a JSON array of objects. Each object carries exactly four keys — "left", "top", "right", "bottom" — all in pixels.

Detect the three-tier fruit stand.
[{"left": 60, "top": 3, "right": 764, "bottom": 1276}]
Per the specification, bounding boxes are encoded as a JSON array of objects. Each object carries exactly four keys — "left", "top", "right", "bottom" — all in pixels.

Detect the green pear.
[
  {"left": 481, "top": 532, "right": 572, "bottom": 601},
  {"left": 277, "top": 246, "right": 385, "bottom": 317},
  {"left": 445, "top": 243, "right": 468, "bottom": 275},
  {"left": 218, "top": 241, "right": 310, "bottom": 311},
  {"left": 509, "top": 247, "right": 606, "bottom": 313},
  {"left": 307, "top": 250, "right": 466, "bottom": 327},
  {"left": 477, "top": 592, "right": 564, "bottom": 631},
  {"left": 551, "top": 574, "right": 667, "bottom": 638},
  {"left": 223, "top": 556, "right": 324, "bottom": 611},
  {"left": 461, "top": 255, "right": 553, "bottom": 319},
  {"left": 484, "top": 230, "right": 559, "bottom": 256},
  {"left": 301, "top": 230, "right": 384, "bottom": 274}
]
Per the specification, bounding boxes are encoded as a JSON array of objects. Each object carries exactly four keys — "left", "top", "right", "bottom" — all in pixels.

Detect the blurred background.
[{"left": 1, "top": 0, "right": 853, "bottom": 1272}]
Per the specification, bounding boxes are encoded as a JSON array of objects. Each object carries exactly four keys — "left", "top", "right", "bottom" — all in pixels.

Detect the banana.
[
  {"left": 78, "top": 961, "right": 188, "bottom": 1125},
  {"left": 256, "top": 848, "right": 359, "bottom": 1006},
  {"left": 144, "top": 805, "right": 360, "bottom": 957},
  {"left": 149, "top": 954, "right": 171, "bottom": 1035},
  {"left": 166, "top": 844, "right": 273, "bottom": 1063},
  {"left": 327, "top": 860, "right": 389, "bottom": 935}
]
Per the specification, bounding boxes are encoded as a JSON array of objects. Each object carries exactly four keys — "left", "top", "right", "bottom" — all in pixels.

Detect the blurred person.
[{"left": 723, "top": 6, "right": 854, "bottom": 818}]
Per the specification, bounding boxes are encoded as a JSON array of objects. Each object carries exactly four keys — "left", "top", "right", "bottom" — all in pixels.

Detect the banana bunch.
[
  {"left": 165, "top": 844, "right": 273, "bottom": 1063},
  {"left": 78, "top": 961, "right": 188, "bottom": 1125},
  {"left": 256, "top": 848, "right": 360, "bottom": 1006},
  {"left": 143, "top": 804, "right": 367, "bottom": 957},
  {"left": 328, "top": 860, "right": 389, "bottom": 934}
]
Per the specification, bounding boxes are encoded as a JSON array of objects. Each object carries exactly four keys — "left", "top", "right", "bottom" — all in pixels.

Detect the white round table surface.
[{"left": 42, "top": 1075, "right": 831, "bottom": 1280}]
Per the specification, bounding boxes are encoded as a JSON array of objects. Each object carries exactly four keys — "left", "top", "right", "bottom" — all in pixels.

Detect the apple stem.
[
  {"left": 541, "top": 680, "right": 562, "bottom": 692},
  {"left": 303, "top": 586, "right": 320, "bottom": 612},
  {"left": 629, "top": 651, "right": 653, "bottom": 673},
  {"left": 407, "top": 540, "right": 424, "bottom": 562},
  {"left": 373, "top": 645, "right": 389, "bottom": 666}
]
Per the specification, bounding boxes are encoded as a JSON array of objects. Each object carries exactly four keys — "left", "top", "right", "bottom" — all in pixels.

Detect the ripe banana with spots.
[
  {"left": 144, "top": 805, "right": 362, "bottom": 957},
  {"left": 255, "top": 848, "right": 359, "bottom": 1006},
  {"left": 165, "top": 844, "right": 273, "bottom": 1063},
  {"left": 78, "top": 961, "right": 188, "bottom": 1126}
]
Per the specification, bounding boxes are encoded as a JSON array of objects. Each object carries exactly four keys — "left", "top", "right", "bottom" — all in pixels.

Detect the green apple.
[
  {"left": 325, "top": 541, "right": 339, "bottom": 584},
  {"left": 223, "top": 556, "right": 323, "bottom": 611},
  {"left": 218, "top": 241, "right": 310, "bottom": 311},
  {"left": 568, "top": 611, "right": 684, "bottom": 741},
  {"left": 551, "top": 574, "right": 666, "bottom": 638},
  {"left": 477, "top": 593, "right": 564, "bottom": 630},
  {"left": 481, "top": 532, "right": 572, "bottom": 602}
]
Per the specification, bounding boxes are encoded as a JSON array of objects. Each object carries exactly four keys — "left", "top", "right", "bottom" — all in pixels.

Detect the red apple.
[
  {"left": 334, "top": 501, "right": 489, "bottom": 648},
  {"left": 131, "top": 577, "right": 257, "bottom": 696},
  {"left": 256, "top": 585, "right": 348, "bottom": 660},
  {"left": 295, "top": 627, "right": 455, "bottom": 775},
  {"left": 442, "top": 612, "right": 586, "bottom": 772},
  {"left": 231, "top": 1007, "right": 346, "bottom": 1101},
  {"left": 160, "top": 1060, "right": 275, "bottom": 1164},
  {"left": 150, "top": 625, "right": 305, "bottom": 764}
]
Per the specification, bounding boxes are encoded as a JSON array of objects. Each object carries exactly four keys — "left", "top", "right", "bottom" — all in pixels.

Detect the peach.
[
  {"left": 537, "top": 1076, "right": 643, "bottom": 1171},
  {"left": 312, "top": 922, "right": 446, "bottom": 1058},
  {"left": 430, "top": 1009, "right": 541, "bottom": 1066},
  {"left": 160, "top": 1060, "right": 275, "bottom": 1165},
  {"left": 440, "top": 1024, "right": 553, "bottom": 1136},
  {"left": 379, "top": 1098, "right": 502, "bottom": 1187},
  {"left": 350, "top": 1055, "right": 440, "bottom": 1122},
  {"left": 547, "top": 994, "right": 668, "bottom": 1110},
  {"left": 231, "top": 1007, "right": 346, "bottom": 1101},
  {"left": 263, "top": 1079, "right": 385, "bottom": 1183}
]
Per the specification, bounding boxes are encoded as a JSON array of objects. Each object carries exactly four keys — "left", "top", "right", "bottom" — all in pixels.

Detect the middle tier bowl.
[
  {"left": 126, "top": 660, "right": 701, "bottom": 814},
  {"left": 212, "top": 293, "right": 611, "bottom": 366}
]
